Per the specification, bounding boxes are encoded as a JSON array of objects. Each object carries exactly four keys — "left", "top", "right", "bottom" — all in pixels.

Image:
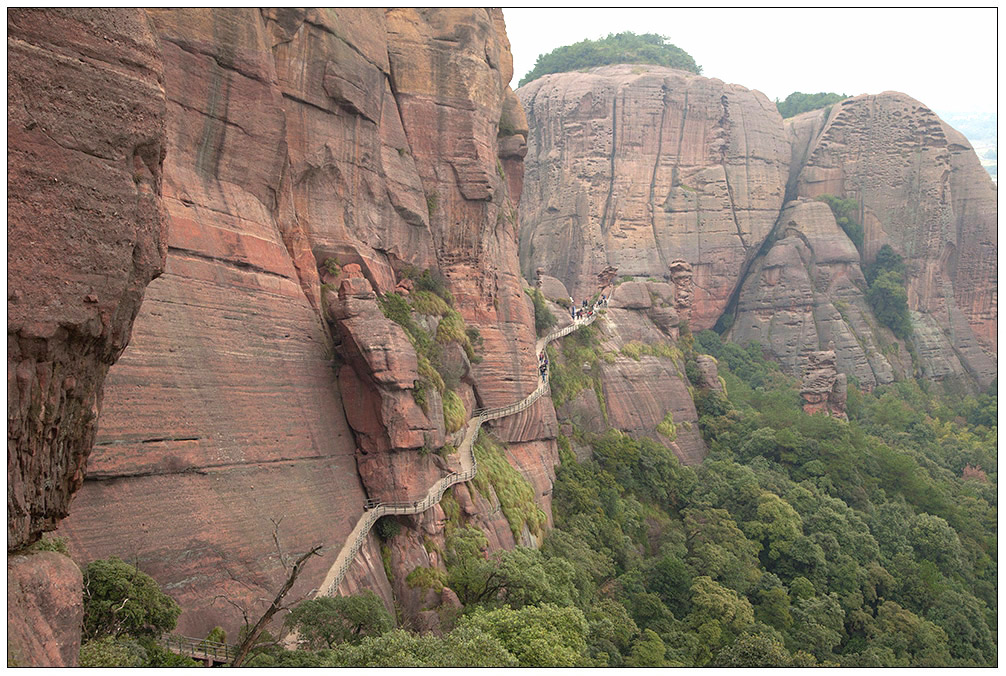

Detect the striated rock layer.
[
  {"left": 7, "top": 7, "right": 168, "bottom": 551},
  {"left": 518, "top": 64, "right": 791, "bottom": 330},
  {"left": 728, "top": 199, "right": 909, "bottom": 389},
  {"left": 56, "top": 7, "right": 552, "bottom": 637},
  {"left": 787, "top": 93, "right": 997, "bottom": 387}
]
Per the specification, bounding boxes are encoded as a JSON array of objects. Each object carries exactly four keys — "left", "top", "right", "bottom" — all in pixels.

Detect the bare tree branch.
[{"left": 230, "top": 543, "right": 323, "bottom": 667}]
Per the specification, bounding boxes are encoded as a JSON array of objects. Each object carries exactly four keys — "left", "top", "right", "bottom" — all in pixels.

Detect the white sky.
[{"left": 503, "top": 7, "right": 998, "bottom": 115}]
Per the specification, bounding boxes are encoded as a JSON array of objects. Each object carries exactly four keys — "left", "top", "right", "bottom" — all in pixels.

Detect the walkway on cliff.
[{"left": 315, "top": 306, "right": 600, "bottom": 597}]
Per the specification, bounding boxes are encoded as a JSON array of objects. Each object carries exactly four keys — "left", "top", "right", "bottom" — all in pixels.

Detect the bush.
[
  {"left": 411, "top": 290, "right": 451, "bottom": 316},
  {"left": 443, "top": 389, "right": 467, "bottom": 434},
  {"left": 527, "top": 288, "right": 557, "bottom": 337},
  {"left": 78, "top": 636, "right": 146, "bottom": 668},
  {"left": 284, "top": 592, "right": 393, "bottom": 649},
  {"left": 656, "top": 411, "right": 677, "bottom": 441},
  {"left": 406, "top": 566, "right": 448, "bottom": 592},
  {"left": 22, "top": 534, "right": 69, "bottom": 555},
  {"left": 472, "top": 435, "right": 548, "bottom": 540},
  {"left": 82, "top": 557, "right": 181, "bottom": 640},
  {"left": 817, "top": 194, "right": 864, "bottom": 250},
  {"left": 866, "top": 271, "right": 912, "bottom": 339},
  {"left": 520, "top": 32, "right": 700, "bottom": 87},
  {"left": 376, "top": 517, "right": 402, "bottom": 541},
  {"left": 776, "top": 92, "right": 847, "bottom": 118}
]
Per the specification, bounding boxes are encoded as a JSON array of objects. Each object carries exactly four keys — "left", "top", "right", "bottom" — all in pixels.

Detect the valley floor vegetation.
[{"left": 70, "top": 328, "right": 996, "bottom": 667}]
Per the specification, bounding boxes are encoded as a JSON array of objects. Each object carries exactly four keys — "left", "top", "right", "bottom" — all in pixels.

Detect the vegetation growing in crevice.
[
  {"left": 526, "top": 287, "right": 557, "bottom": 337},
  {"left": 471, "top": 433, "right": 548, "bottom": 541},
  {"left": 442, "top": 390, "right": 466, "bottom": 434},
  {"left": 864, "top": 245, "right": 912, "bottom": 340},
  {"left": 376, "top": 267, "right": 485, "bottom": 448},
  {"left": 817, "top": 194, "right": 864, "bottom": 251}
]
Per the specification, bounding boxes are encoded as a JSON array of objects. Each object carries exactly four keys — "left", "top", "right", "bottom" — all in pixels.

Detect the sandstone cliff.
[
  {"left": 518, "top": 64, "right": 791, "bottom": 330},
  {"left": 52, "top": 7, "right": 548, "bottom": 637},
  {"left": 8, "top": 9, "right": 168, "bottom": 666},
  {"left": 519, "top": 72, "right": 996, "bottom": 390},
  {"left": 730, "top": 94, "right": 997, "bottom": 387},
  {"left": 728, "top": 199, "right": 909, "bottom": 389},
  {"left": 538, "top": 274, "right": 707, "bottom": 466},
  {"left": 786, "top": 93, "right": 996, "bottom": 386}
]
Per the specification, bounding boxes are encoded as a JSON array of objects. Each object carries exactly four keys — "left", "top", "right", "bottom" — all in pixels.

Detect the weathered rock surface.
[
  {"left": 789, "top": 92, "right": 997, "bottom": 387},
  {"left": 800, "top": 350, "right": 848, "bottom": 418},
  {"left": 593, "top": 309, "right": 706, "bottom": 465},
  {"left": 728, "top": 199, "right": 907, "bottom": 388},
  {"left": 7, "top": 8, "right": 168, "bottom": 550},
  {"left": 51, "top": 7, "right": 554, "bottom": 638},
  {"left": 694, "top": 355, "right": 724, "bottom": 394},
  {"left": 518, "top": 64, "right": 791, "bottom": 330},
  {"left": 7, "top": 551, "right": 84, "bottom": 667}
]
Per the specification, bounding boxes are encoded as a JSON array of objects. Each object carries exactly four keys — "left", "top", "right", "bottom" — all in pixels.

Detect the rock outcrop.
[
  {"left": 788, "top": 93, "right": 997, "bottom": 387},
  {"left": 728, "top": 199, "right": 907, "bottom": 388},
  {"left": 7, "top": 8, "right": 168, "bottom": 551},
  {"left": 800, "top": 349, "right": 847, "bottom": 419},
  {"left": 549, "top": 280, "right": 708, "bottom": 466},
  {"left": 518, "top": 64, "right": 791, "bottom": 330},
  {"left": 7, "top": 551, "right": 84, "bottom": 667},
  {"left": 53, "top": 7, "right": 551, "bottom": 637}
]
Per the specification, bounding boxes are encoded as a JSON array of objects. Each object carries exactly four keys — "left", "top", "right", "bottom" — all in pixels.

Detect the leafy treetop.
[
  {"left": 519, "top": 32, "right": 700, "bottom": 87},
  {"left": 776, "top": 92, "right": 848, "bottom": 118}
]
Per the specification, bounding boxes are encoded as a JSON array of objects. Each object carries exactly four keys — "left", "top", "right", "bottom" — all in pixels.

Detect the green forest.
[
  {"left": 776, "top": 91, "right": 849, "bottom": 118},
  {"left": 78, "top": 321, "right": 995, "bottom": 667},
  {"left": 518, "top": 32, "right": 701, "bottom": 87}
]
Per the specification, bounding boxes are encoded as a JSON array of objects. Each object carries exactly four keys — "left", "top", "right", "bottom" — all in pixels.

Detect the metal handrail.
[
  {"left": 161, "top": 634, "right": 235, "bottom": 663},
  {"left": 322, "top": 310, "right": 599, "bottom": 594}
]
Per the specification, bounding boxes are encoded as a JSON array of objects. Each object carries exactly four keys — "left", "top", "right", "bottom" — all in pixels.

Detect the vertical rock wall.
[
  {"left": 54, "top": 8, "right": 550, "bottom": 637},
  {"left": 7, "top": 8, "right": 168, "bottom": 665},
  {"left": 789, "top": 92, "right": 997, "bottom": 386},
  {"left": 518, "top": 64, "right": 791, "bottom": 330}
]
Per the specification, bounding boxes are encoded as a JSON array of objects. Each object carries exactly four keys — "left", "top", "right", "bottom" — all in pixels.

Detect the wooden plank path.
[
  {"left": 167, "top": 304, "right": 603, "bottom": 660},
  {"left": 161, "top": 634, "right": 234, "bottom": 665},
  {"left": 316, "top": 309, "right": 599, "bottom": 597}
]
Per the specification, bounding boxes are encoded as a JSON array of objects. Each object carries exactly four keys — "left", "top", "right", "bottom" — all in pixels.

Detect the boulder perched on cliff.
[{"left": 518, "top": 64, "right": 791, "bottom": 330}]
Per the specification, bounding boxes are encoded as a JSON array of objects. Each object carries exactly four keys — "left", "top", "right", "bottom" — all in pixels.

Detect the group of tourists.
[
  {"left": 538, "top": 350, "right": 549, "bottom": 382},
  {"left": 569, "top": 293, "right": 609, "bottom": 320}
]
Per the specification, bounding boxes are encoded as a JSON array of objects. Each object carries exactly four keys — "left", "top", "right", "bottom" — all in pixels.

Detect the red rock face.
[
  {"left": 54, "top": 7, "right": 553, "bottom": 637},
  {"left": 7, "top": 8, "right": 168, "bottom": 550},
  {"left": 518, "top": 65, "right": 791, "bottom": 330},
  {"left": 728, "top": 199, "right": 910, "bottom": 389},
  {"left": 7, "top": 551, "right": 84, "bottom": 667},
  {"left": 790, "top": 93, "right": 997, "bottom": 386}
]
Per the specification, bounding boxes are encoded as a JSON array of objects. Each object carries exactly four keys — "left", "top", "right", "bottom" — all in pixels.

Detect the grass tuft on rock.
[{"left": 472, "top": 434, "right": 548, "bottom": 541}]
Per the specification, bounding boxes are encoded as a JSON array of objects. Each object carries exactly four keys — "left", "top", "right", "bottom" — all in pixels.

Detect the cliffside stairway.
[
  {"left": 168, "top": 307, "right": 601, "bottom": 660},
  {"left": 317, "top": 309, "right": 599, "bottom": 597}
]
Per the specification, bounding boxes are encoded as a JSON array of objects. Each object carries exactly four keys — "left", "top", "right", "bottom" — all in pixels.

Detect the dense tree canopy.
[
  {"left": 776, "top": 91, "right": 848, "bottom": 118},
  {"left": 82, "top": 557, "right": 181, "bottom": 641},
  {"left": 519, "top": 32, "right": 700, "bottom": 87}
]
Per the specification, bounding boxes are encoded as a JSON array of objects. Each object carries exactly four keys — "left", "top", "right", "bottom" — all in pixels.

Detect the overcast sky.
[{"left": 503, "top": 7, "right": 997, "bottom": 115}]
